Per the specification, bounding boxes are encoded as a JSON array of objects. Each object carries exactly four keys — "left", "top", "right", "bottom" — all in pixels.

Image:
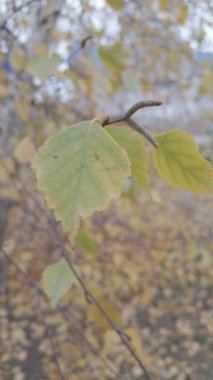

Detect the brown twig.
[
  {"left": 67, "top": 35, "right": 93, "bottom": 63},
  {"left": 81, "top": 35, "right": 93, "bottom": 48},
  {"left": 58, "top": 305, "right": 121, "bottom": 379},
  {"left": 35, "top": 294, "right": 65, "bottom": 380},
  {"left": 49, "top": 219, "right": 153, "bottom": 380},
  {"left": 2, "top": 159, "right": 152, "bottom": 378},
  {"left": 1, "top": 248, "right": 65, "bottom": 380},
  {"left": 126, "top": 119, "right": 159, "bottom": 148},
  {"left": 1, "top": 248, "right": 120, "bottom": 379},
  {"left": 102, "top": 100, "right": 162, "bottom": 148},
  {"left": 0, "top": 0, "right": 39, "bottom": 30},
  {"left": 125, "top": 100, "right": 162, "bottom": 119}
]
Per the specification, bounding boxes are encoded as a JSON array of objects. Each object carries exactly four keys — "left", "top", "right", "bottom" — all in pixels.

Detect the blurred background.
[{"left": 0, "top": 1, "right": 212, "bottom": 379}]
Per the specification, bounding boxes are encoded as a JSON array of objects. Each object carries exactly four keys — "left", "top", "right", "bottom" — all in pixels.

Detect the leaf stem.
[
  {"left": 102, "top": 100, "right": 162, "bottom": 148},
  {"left": 126, "top": 119, "right": 159, "bottom": 148}
]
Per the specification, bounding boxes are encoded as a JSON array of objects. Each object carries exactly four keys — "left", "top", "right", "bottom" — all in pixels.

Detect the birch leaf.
[
  {"left": 99, "top": 43, "right": 129, "bottom": 71},
  {"left": 33, "top": 121, "right": 130, "bottom": 239},
  {"left": 152, "top": 129, "right": 213, "bottom": 193},
  {"left": 107, "top": 0, "right": 125, "bottom": 10},
  {"left": 107, "top": 124, "right": 150, "bottom": 192},
  {"left": 27, "top": 53, "right": 60, "bottom": 79},
  {"left": 42, "top": 259, "right": 76, "bottom": 306}
]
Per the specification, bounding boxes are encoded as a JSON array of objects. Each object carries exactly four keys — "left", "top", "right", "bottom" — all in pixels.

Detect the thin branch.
[
  {"left": 1, "top": 248, "right": 120, "bottom": 379},
  {"left": 35, "top": 295, "right": 66, "bottom": 380},
  {"left": 81, "top": 35, "right": 93, "bottom": 48},
  {"left": 1, "top": 195, "right": 152, "bottom": 377},
  {"left": 0, "top": 0, "right": 39, "bottom": 30},
  {"left": 1, "top": 249, "right": 65, "bottom": 380},
  {"left": 49, "top": 219, "right": 153, "bottom": 380},
  {"left": 67, "top": 35, "right": 93, "bottom": 63},
  {"left": 126, "top": 119, "right": 159, "bottom": 148},
  {"left": 125, "top": 100, "right": 162, "bottom": 119},
  {"left": 102, "top": 100, "right": 162, "bottom": 148},
  {"left": 102, "top": 116, "right": 125, "bottom": 127},
  {"left": 58, "top": 305, "right": 120, "bottom": 379}
]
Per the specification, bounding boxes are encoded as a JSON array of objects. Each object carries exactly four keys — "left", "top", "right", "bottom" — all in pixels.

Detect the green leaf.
[
  {"left": 152, "top": 129, "right": 213, "bottom": 193},
  {"left": 33, "top": 121, "right": 130, "bottom": 239},
  {"left": 76, "top": 230, "right": 97, "bottom": 257},
  {"left": 106, "top": 125, "right": 150, "bottom": 192},
  {"left": 42, "top": 259, "right": 76, "bottom": 306},
  {"left": 107, "top": 0, "right": 125, "bottom": 10},
  {"left": 98, "top": 43, "right": 130, "bottom": 71},
  {"left": 27, "top": 53, "right": 60, "bottom": 79}
]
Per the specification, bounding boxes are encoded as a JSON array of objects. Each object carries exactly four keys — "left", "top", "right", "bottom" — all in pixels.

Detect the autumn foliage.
[{"left": 0, "top": 1, "right": 212, "bottom": 379}]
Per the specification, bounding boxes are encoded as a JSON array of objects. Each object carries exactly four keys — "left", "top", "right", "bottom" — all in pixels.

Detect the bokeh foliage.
[{"left": 0, "top": 0, "right": 212, "bottom": 379}]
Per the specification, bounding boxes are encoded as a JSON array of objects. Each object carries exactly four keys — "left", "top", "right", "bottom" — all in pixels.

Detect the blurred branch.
[
  {"left": 1, "top": 248, "right": 120, "bottom": 379},
  {"left": 58, "top": 305, "right": 121, "bottom": 379},
  {"left": 102, "top": 100, "right": 162, "bottom": 148},
  {"left": 67, "top": 35, "right": 93, "bottom": 64},
  {"left": 49, "top": 217, "right": 153, "bottom": 380},
  {"left": 81, "top": 35, "right": 93, "bottom": 48},
  {"left": 0, "top": 0, "right": 39, "bottom": 30},
  {"left": 35, "top": 294, "right": 66, "bottom": 380},
  {"left": 126, "top": 118, "right": 159, "bottom": 148},
  {"left": 0, "top": 198, "right": 14, "bottom": 251},
  {"left": 1, "top": 248, "right": 65, "bottom": 380}
]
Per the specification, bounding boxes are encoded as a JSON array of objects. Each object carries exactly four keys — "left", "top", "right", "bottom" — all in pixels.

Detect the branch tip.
[
  {"left": 125, "top": 100, "right": 162, "bottom": 119},
  {"left": 81, "top": 35, "right": 93, "bottom": 48}
]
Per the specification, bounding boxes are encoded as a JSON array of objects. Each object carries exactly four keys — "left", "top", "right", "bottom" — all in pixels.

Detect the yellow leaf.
[
  {"left": 0, "top": 69, "right": 8, "bottom": 79},
  {"left": 107, "top": 124, "right": 150, "bottom": 192},
  {"left": 159, "top": 0, "right": 169, "bottom": 11},
  {"left": 142, "top": 81, "right": 151, "bottom": 93},
  {"left": 10, "top": 47, "right": 26, "bottom": 71},
  {"left": 0, "top": 157, "right": 15, "bottom": 182},
  {"left": 14, "top": 136, "right": 35, "bottom": 164},
  {"left": 14, "top": 99, "right": 30, "bottom": 122},
  {"left": 177, "top": 3, "right": 188, "bottom": 25},
  {"left": 0, "top": 167, "right": 9, "bottom": 182},
  {"left": 200, "top": 73, "right": 213, "bottom": 94},
  {"left": 0, "top": 52, "right": 5, "bottom": 63},
  {"left": 11, "top": 328, "right": 27, "bottom": 344},
  {"left": 140, "top": 288, "right": 155, "bottom": 306},
  {"left": 64, "top": 69, "right": 79, "bottom": 81},
  {"left": 107, "top": 0, "right": 125, "bottom": 10},
  {"left": 99, "top": 43, "right": 130, "bottom": 71},
  {"left": 0, "top": 83, "right": 9, "bottom": 97},
  {"left": 125, "top": 327, "right": 150, "bottom": 362},
  {"left": 87, "top": 288, "right": 122, "bottom": 331},
  {"left": 34, "top": 43, "right": 47, "bottom": 55},
  {"left": 152, "top": 129, "right": 213, "bottom": 193},
  {"left": 0, "top": 185, "right": 20, "bottom": 201},
  {"left": 102, "top": 330, "right": 120, "bottom": 356}
]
